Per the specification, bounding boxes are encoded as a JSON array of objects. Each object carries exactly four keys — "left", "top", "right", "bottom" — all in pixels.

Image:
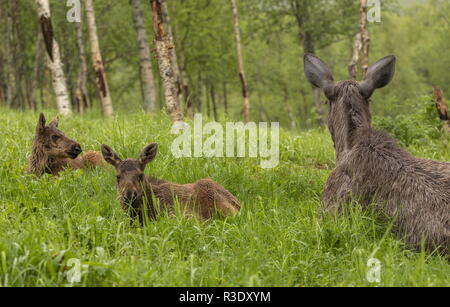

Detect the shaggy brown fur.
[
  {"left": 101, "top": 143, "right": 240, "bottom": 223},
  {"left": 304, "top": 54, "right": 450, "bottom": 255},
  {"left": 27, "top": 113, "right": 104, "bottom": 176}
]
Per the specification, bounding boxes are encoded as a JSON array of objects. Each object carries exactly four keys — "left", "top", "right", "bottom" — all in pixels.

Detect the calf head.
[
  {"left": 101, "top": 143, "right": 158, "bottom": 204},
  {"left": 34, "top": 113, "right": 82, "bottom": 159}
]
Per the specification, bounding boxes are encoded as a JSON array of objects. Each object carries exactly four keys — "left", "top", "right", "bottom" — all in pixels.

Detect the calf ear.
[
  {"left": 304, "top": 54, "right": 335, "bottom": 98},
  {"left": 49, "top": 117, "right": 59, "bottom": 129},
  {"left": 36, "top": 113, "right": 46, "bottom": 134},
  {"left": 359, "top": 55, "right": 396, "bottom": 98},
  {"left": 139, "top": 143, "right": 158, "bottom": 168},
  {"left": 101, "top": 144, "right": 122, "bottom": 167}
]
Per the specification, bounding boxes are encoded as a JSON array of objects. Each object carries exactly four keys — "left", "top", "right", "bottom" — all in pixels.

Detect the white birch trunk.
[{"left": 35, "top": 0, "right": 72, "bottom": 116}]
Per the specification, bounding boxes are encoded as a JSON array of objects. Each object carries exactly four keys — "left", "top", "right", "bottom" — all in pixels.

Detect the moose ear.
[
  {"left": 359, "top": 55, "right": 396, "bottom": 98},
  {"left": 36, "top": 113, "right": 46, "bottom": 133},
  {"left": 101, "top": 144, "right": 122, "bottom": 167},
  {"left": 139, "top": 143, "right": 158, "bottom": 168},
  {"left": 304, "top": 53, "right": 335, "bottom": 98},
  {"left": 49, "top": 117, "right": 59, "bottom": 129}
]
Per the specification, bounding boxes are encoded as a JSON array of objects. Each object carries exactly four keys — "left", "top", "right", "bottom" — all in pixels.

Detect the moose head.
[
  {"left": 34, "top": 113, "right": 83, "bottom": 160},
  {"left": 304, "top": 54, "right": 396, "bottom": 158},
  {"left": 101, "top": 143, "right": 158, "bottom": 204}
]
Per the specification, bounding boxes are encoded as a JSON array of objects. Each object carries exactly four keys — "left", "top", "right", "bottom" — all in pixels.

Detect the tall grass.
[{"left": 0, "top": 108, "right": 448, "bottom": 287}]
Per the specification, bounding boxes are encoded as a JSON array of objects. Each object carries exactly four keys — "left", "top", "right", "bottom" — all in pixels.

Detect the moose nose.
[
  {"left": 125, "top": 191, "right": 137, "bottom": 202},
  {"left": 71, "top": 144, "right": 82, "bottom": 155}
]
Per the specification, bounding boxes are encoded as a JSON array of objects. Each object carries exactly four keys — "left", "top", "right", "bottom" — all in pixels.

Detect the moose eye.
[
  {"left": 52, "top": 135, "right": 61, "bottom": 142},
  {"left": 116, "top": 175, "right": 121, "bottom": 181}
]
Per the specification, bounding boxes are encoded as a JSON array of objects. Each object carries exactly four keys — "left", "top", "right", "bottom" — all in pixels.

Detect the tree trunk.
[
  {"left": 257, "top": 87, "right": 268, "bottom": 122},
  {"left": 205, "top": 83, "right": 211, "bottom": 117},
  {"left": 29, "top": 30, "right": 44, "bottom": 111},
  {"left": 12, "top": 0, "right": 28, "bottom": 110},
  {"left": 301, "top": 32, "right": 325, "bottom": 126},
  {"left": 75, "top": 6, "right": 90, "bottom": 114},
  {"left": 210, "top": 82, "right": 218, "bottom": 121},
  {"left": 161, "top": 0, "right": 184, "bottom": 105},
  {"left": 284, "top": 86, "right": 296, "bottom": 130},
  {"left": 433, "top": 87, "right": 450, "bottom": 132},
  {"left": 230, "top": 0, "right": 250, "bottom": 122},
  {"left": 150, "top": 0, "right": 183, "bottom": 122},
  {"left": 85, "top": 0, "right": 114, "bottom": 118},
  {"left": 348, "top": 32, "right": 362, "bottom": 80},
  {"left": 197, "top": 71, "right": 203, "bottom": 113},
  {"left": 349, "top": 0, "right": 369, "bottom": 79},
  {"left": 360, "top": 0, "right": 370, "bottom": 76},
  {"left": 131, "top": 0, "right": 157, "bottom": 112},
  {"left": 35, "top": 0, "right": 72, "bottom": 116},
  {"left": 0, "top": 2, "right": 6, "bottom": 105},
  {"left": 5, "top": 1, "right": 14, "bottom": 108},
  {"left": 223, "top": 82, "right": 228, "bottom": 116}
]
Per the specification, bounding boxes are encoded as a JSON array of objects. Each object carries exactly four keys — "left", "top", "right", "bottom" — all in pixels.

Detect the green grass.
[{"left": 0, "top": 108, "right": 448, "bottom": 287}]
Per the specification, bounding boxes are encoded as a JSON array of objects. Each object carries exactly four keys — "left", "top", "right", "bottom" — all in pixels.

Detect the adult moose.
[
  {"left": 101, "top": 143, "right": 240, "bottom": 223},
  {"left": 304, "top": 54, "right": 449, "bottom": 255},
  {"left": 27, "top": 113, "right": 103, "bottom": 176}
]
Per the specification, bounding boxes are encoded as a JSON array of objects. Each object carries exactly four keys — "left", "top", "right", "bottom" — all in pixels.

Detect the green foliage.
[
  {"left": 374, "top": 95, "right": 444, "bottom": 147},
  {"left": 0, "top": 109, "right": 448, "bottom": 286},
  {"left": 4, "top": 0, "right": 450, "bottom": 129}
]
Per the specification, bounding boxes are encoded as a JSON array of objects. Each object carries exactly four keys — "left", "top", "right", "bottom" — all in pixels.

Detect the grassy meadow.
[{"left": 0, "top": 108, "right": 449, "bottom": 287}]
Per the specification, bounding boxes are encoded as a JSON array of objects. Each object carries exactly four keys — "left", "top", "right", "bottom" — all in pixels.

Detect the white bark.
[
  {"left": 35, "top": 0, "right": 72, "bottom": 116},
  {"left": 131, "top": 0, "right": 158, "bottom": 112},
  {"left": 150, "top": 0, "right": 183, "bottom": 123},
  {"left": 85, "top": 0, "right": 114, "bottom": 118}
]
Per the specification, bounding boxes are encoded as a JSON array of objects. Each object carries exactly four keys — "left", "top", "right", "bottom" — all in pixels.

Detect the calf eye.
[{"left": 52, "top": 135, "right": 60, "bottom": 142}]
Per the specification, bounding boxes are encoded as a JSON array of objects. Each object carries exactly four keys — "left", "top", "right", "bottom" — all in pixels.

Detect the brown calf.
[
  {"left": 101, "top": 143, "right": 241, "bottom": 223},
  {"left": 27, "top": 113, "right": 103, "bottom": 176}
]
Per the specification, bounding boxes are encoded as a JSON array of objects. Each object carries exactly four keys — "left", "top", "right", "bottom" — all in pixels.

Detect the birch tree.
[
  {"left": 150, "top": 0, "right": 183, "bottom": 122},
  {"left": 349, "top": 0, "right": 370, "bottom": 79},
  {"left": 75, "top": 4, "right": 90, "bottom": 113},
  {"left": 131, "top": 0, "right": 158, "bottom": 112},
  {"left": 35, "top": 0, "right": 72, "bottom": 116},
  {"left": 230, "top": 0, "right": 250, "bottom": 122},
  {"left": 85, "top": 0, "right": 114, "bottom": 117}
]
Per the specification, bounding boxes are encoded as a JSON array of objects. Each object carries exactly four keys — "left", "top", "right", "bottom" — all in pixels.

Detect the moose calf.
[
  {"left": 27, "top": 113, "right": 103, "bottom": 176},
  {"left": 304, "top": 54, "right": 449, "bottom": 255},
  {"left": 101, "top": 143, "right": 241, "bottom": 222}
]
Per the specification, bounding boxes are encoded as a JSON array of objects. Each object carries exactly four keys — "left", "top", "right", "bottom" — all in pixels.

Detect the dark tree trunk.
[
  {"left": 75, "top": 6, "right": 90, "bottom": 113},
  {"left": 0, "top": 1, "right": 5, "bottom": 105},
  {"left": 223, "top": 82, "right": 228, "bottom": 116},
  {"left": 230, "top": 0, "right": 250, "bottom": 122},
  {"left": 131, "top": 0, "right": 157, "bottom": 112},
  {"left": 197, "top": 71, "right": 203, "bottom": 113},
  {"left": 284, "top": 85, "right": 296, "bottom": 130},
  {"left": 210, "top": 82, "right": 218, "bottom": 121},
  {"left": 205, "top": 83, "right": 211, "bottom": 117},
  {"left": 294, "top": 3, "right": 326, "bottom": 126},
  {"left": 5, "top": 0, "right": 14, "bottom": 108},
  {"left": 433, "top": 87, "right": 450, "bottom": 132},
  {"left": 29, "top": 31, "right": 45, "bottom": 111}
]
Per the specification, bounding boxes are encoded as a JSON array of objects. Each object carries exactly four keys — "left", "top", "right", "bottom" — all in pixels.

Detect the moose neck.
[
  {"left": 27, "top": 137, "right": 49, "bottom": 175},
  {"left": 329, "top": 82, "right": 372, "bottom": 162}
]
